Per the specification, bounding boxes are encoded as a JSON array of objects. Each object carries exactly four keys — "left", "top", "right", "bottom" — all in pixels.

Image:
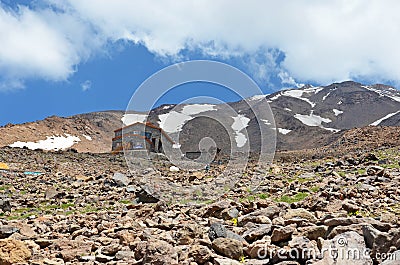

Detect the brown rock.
[
  {"left": 0, "top": 239, "right": 31, "bottom": 265},
  {"left": 212, "top": 237, "right": 243, "bottom": 260}
]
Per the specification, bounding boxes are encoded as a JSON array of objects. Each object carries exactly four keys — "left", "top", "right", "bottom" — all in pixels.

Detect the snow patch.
[
  {"left": 282, "top": 89, "right": 316, "bottom": 108},
  {"left": 121, "top": 114, "right": 147, "bottom": 125},
  {"left": 363, "top": 86, "right": 400, "bottom": 103},
  {"left": 261, "top": 119, "right": 272, "bottom": 126},
  {"left": 332, "top": 109, "right": 343, "bottom": 116},
  {"left": 9, "top": 134, "right": 81, "bottom": 151},
  {"left": 278, "top": 128, "right": 291, "bottom": 135},
  {"left": 284, "top": 108, "right": 292, "bottom": 112},
  {"left": 322, "top": 92, "right": 331, "bottom": 101},
  {"left": 82, "top": 134, "right": 92, "bottom": 141},
  {"left": 231, "top": 115, "right": 250, "bottom": 148},
  {"left": 181, "top": 104, "right": 216, "bottom": 115},
  {"left": 370, "top": 110, "right": 400, "bottom": 126},
  {"left": 294, "top": 112, "right": 332, "bottom": 126},
  {"left": 269, "top": 94, "right": 281, "bottom": 101},
  {"left": 158, "top": 111, "right": 192, "bottom": 133},
  {"left": 172, "top": 143, "right": 181, "bottom": 149},
  {"left": 249, "top": 95, "right": 266, "bottom": 101}
]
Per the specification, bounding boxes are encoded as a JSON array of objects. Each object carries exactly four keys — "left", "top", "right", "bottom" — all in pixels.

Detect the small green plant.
[
  {"left": 276, "top": 192, "right": 309, "bottom": 203},
  {"left": 239, "top": 256, "right": 246, "bottom": 263},
  {"left": 257, "top": 193, "right": 269, "bottom": 199},
  {"left": 119, "top": 200, "right": 131, "bottom": 205},
  {"left": 310, "top": 186, "right": 320, "bottom": 193}
]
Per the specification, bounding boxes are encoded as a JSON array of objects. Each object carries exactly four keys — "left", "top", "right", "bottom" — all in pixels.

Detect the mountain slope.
[
  {"left": 1, "top": 81, "right": 399, "bottom": 153},
  {"left": 0, "top": 111, "right": 123, "bottom": 153}
]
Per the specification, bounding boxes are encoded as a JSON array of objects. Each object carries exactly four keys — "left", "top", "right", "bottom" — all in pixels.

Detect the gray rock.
[
  {"left": 208, "top": 223, "right": 227, "bottom": 241},
  {"left": 362, "top": 224, "right": 393, "bottom": 263},
  {"left": 135, "top": 187, "right": 159, "bottom": 203},
  {"left": 311, "top": 231, "right": 373, "bottom": 265},
  {"left": 208, "top": 223, "right": 245, "bottom": 243},
  {"left": 112, "top": 172, "right": 130, "bottom": 186},
  {"left": 0, "top": 226, "right": 19, "bottom": 239},
  {"left": 115, "top": 250, "right": 135, "bottom": 260},
  {"left": 0, "top": 200, "right": 11, "bottom": 212},
  {"left": 45, "top": 187, "right": 59, "bottom": 199},
  {"left": 242, "top": 224, "right": 272, "bottom": 242}
]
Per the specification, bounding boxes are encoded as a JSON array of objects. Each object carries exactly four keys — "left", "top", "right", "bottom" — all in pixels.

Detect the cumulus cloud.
[
  {"left": 0, "top": 3, "right": 101, "bottom": 90},
  {"left": 1, "top": 0, "right": 400, "bottom": 89}
]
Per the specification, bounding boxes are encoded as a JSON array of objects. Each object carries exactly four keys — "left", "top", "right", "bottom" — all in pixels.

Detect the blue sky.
[{"left": 1, "top": 1, "right": 400, "bottom": 125}]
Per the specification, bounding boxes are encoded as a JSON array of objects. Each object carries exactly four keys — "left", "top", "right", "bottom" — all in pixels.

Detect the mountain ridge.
[{"left": 1, "top": 81, "right": 399, "bottom": 153}]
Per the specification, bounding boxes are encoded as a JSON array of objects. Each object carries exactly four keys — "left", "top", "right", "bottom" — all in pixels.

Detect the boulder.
[
  {"left": 0, "top": 239, "right": 31, "bottom": 265},
  {"left": 212, "top": 237, "right": 243, "bottom": 260}
]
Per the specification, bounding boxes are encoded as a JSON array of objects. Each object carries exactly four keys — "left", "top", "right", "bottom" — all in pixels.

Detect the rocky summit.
[{"left": 0, "top": 127, "right": 399, "bottom": 265}]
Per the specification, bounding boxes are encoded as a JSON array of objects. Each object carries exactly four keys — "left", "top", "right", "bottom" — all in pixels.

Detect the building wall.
[{"left": 112, "top": 123, "right": 164, "bottom": 152}]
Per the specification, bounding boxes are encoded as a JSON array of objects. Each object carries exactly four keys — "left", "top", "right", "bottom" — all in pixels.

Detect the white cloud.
[
  {"left": 81, "top": 80, "right": 91, "bottom": 91},
  {"left": 2, "top": 1, "right": 400, "bottom": 89}
]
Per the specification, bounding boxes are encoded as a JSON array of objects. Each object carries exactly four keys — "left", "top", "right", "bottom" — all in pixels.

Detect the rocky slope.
[
  {"left": 0, "top": 136, "right": 399, "bottom": 264},
  {"left": 0, "top": 111, "right": 124, "bottom": 153}
]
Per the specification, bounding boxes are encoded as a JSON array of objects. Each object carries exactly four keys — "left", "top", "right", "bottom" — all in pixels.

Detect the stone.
[
  {"left": 101, "top": 243, "right": 122, "bottom": 256},
  {"left": 283, "top": 208, "right": 317, "bottom": 223},
  {"left": 115, "top": 250, "right": 135, "bottom": 260},
  {"left": 324, "top": 217, "right": 391, "bottom": 232},
  {"left": 54, "top": 239, "right": 94, "bottom": 262},
  {"left": 208, "top": 223, "right": 245, "bottom": 243},
  {"left": 362, "top": 224, "right": 393, "bottom": 263},
  {"left": 35, "top": 238, "right": 53, "bottom": 248},
  {"left": 189, "top": 244, "right": 211, "bottom": 264},
  {"left": 242, "top": 224, "right": 272, "bottom": 242},
  {"left": 238, "top": 207, "right": 280, "bottom": 225},
  {"left": 341, "top": 200, "right": 360, "bottom": 213},
  {"left": 0, "top": 226, "right": 19, "bottom": 239},
  {"left": 214, "top": 258, "right": 241, "bottom": 265},
  {"left": 298, "top": 225, "right": 328, "bottom": 240},
  {"left": 169, "top": 166, "right": 180, "bottom": 172},
  {"left": 208, "top": 223, "right": 227, "bottom": 241},
  {"left": 43, "top": 258, "right": 65, "bottom": 265},
  {"left": 312, "top": 232, "right": 373, "bottom": 264},
  {"left": 0, "top": 200, "right": 11, "bottom": 213},
  {"left": 0, "top": 239, "right": 31, "bottom": 265},
  {"left": 45, "top": 187, "right": 59, "bottom": 199},
  {"left": 95, "top": 253, "right": 114, "bottom": 263},
  {"left": 271, "top": 226, "right": 295, "bottom": 243},
  {"left": 212, "top": 237, "right": 243, "bottom": 260},
  {"left": 112, "top": 172, "right": 130, "bottom": 186},
  {"left": 135, "top": 187, "right": 159, "bottom": 203},
  {"left": 135, "top": 239, "right": 178, "bottom": 265}
]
